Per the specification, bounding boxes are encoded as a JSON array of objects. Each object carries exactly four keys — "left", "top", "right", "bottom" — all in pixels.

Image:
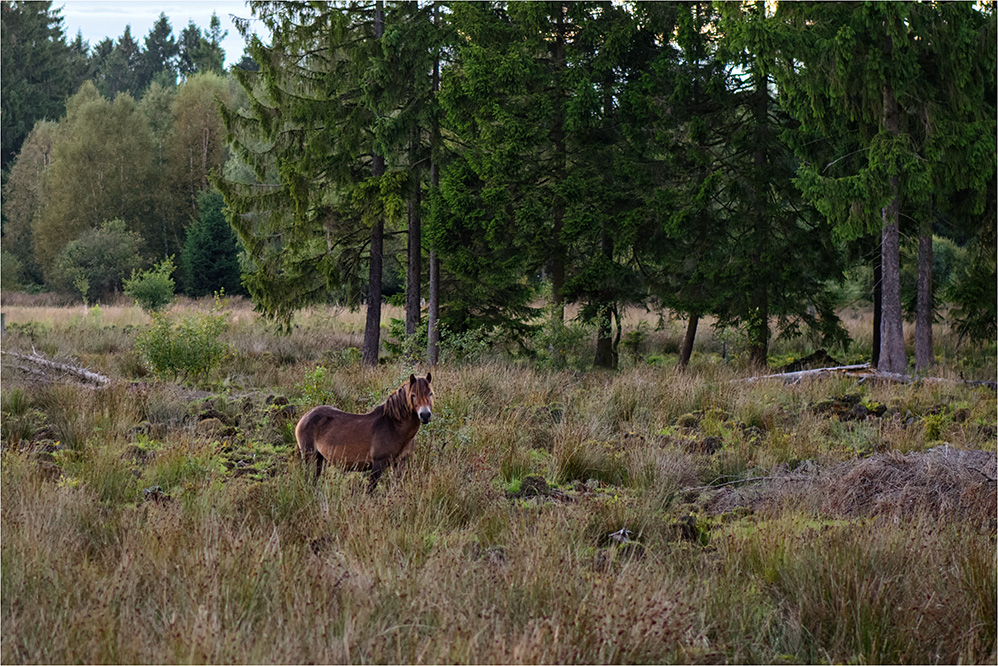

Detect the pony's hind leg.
[{"left": 301, "top": 448, "right": 324, "bottom": 483}]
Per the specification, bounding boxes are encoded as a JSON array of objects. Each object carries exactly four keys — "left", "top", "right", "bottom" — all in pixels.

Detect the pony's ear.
[
  {"left": 425, "top": 372, "right": 431, "bottom": 384},
  {"left": 409, "top": 374, "right": 416, "bottom": 385}
]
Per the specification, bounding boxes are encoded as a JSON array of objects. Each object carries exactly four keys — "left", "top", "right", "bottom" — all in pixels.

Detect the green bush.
[
  {"left": 1, "top": 251, "right": 24, "bottom": 290},
  {"left": 135, "top": 302, "right": 230, "bottom": 382},
  {"left": 47, "top": 219, "right": 142, "bottom": 302},
  {"left": 124, "top": 256, "right": 176, "bottom": 312}
]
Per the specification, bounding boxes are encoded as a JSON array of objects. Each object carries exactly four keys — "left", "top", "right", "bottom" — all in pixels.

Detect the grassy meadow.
[{"left": 1, "top": 294, "right": 996, "bottom": 664}]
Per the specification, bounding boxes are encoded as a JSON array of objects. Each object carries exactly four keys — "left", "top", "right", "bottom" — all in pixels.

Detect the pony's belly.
[{"left": 322, "top": 443, "right": 374, "bottom": 465}]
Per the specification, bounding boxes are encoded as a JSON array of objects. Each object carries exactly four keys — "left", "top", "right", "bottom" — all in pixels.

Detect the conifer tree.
[
  {"left": 140, "top": 14, "right": 179, "bottom": 89},
  {"left": 437, "top": 2, "right": 576, "bottom": 336},
  {"left": 219, "top": 1, "right": 441, "bottom": 366},
  {"left": 642, "top": 2, "right": 845, "bottom": 368},
  {"left": 1, "top": 1, "right": 83, "bottom": 170},
  {"left": 736, "top": 3, "right": 937, "bottom": 373},
  {"left": 181, "top": 189, "right": 244, "bottom": 297},
  {"left": 93, "top": 26, "right": 144, "bottom": 99},
  {"left": 560, "top": 2, "right": 656, "bottom": 368}
]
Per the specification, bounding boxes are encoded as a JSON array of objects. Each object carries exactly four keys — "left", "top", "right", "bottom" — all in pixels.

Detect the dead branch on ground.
[
  {"left": 736, "top": 363, "right": 996, "bottom": 389},
  {"left": 1, "top": 349, "right": 110, "bottom": 387}
]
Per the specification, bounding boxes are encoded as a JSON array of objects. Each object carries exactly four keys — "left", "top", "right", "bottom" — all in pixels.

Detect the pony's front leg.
[{"left": 367, "top": 457, "right": 390, "bottom": 493}]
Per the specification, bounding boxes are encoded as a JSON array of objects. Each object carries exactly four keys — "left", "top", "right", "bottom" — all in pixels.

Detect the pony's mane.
[{"left": 383, "top": 384, "right": 412, "bottom": 423}]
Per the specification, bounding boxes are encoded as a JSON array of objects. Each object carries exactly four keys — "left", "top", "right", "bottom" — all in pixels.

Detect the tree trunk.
[
  {"left": 363, "top": 153, "right": 385, "bottom": 367},
  {"left": 915, "top": 225, "right": 933, "bottom": 371},
  {"left": 405, "top": 130, "right": 421, "bottom": 338},
  {"left": 748, "top": 67, "right": 770, "bottom": 370},
  {"left": 872, "top": 235, "right": 882, "bottom": 367},
  {"left": 428, "top": 248, "right": 440, "bottom": 364},
  {"left": 879, "top": 197, "right": 906, "bottom": 373},
  {"left": 594, "top": 303, "right": 615, "bottom": 369},
  {"left": 549, "top": 3, "right": 567, "bottom": 323},
  {"left": 594, "top": 234, "right": 617, "bottom": 368},
  {"left": 426, "top": 1, "right": 441, "bottom": 366},
  {"left": 678, "top": 314, "right": 699, "bottom": 371},
  {"left": 878, "top": 80, "right": 906, "bottom": 374},
  {"left": 362, "top": 2, "right": 385, "bottom": 367},
  {"left": 748, "top": 289, "right": 769, "bottom": 368}
]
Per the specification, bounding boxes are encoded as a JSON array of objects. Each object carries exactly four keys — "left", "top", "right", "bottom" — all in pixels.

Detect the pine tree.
[
  {"left": 633, "top": 2, "right": 730, "bottom": 369},
  {"left": 742, "top": 3, "right": 940, "bottom": 374},
  {"left": 560, "top": 2, "right": 656, "bottom": 368},
  {"left": 437, "top": 2, "right": 574, "bottom": 335},
  {"left": 641, "top": 2, "right": 846, "bottom": 369},
  {"left": 93, "top": 26, "right": 144, "bottom": 99},
  {"left": 178, "top": 14, "right": 226, "bottom": 78}
]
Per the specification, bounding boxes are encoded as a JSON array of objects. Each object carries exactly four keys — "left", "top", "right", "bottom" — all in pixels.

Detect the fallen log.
[
  {"left": 1, "top": 349, "right": 110, "bottom": 387},
  {"left": 736, "top": 363, "right": 872, "bottom": 384},
  {"left": 736, "top": 363, "right": 996, "bottom": 390}
]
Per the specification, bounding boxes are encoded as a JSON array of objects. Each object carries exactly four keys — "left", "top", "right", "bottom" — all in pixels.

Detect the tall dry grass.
[{"left": 1, "top": 300, "right": 995, "bottom": 663}]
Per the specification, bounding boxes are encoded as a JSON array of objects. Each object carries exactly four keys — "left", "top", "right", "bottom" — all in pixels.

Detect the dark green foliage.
[
  {"left": 92, "top": 26, "right": 144, "bottom": 99},
  {"left": 48, "top": 219, "right": 142, "bottom": 302},
  {"left": 434, "top": 2, "right": 570, "bottom": 335},
  {"left": 177, "top": 14, "right": 226, "bottom": 78},
  {"left": 181, "top": 190, "right": 244, "bottom": 297},
  {"left": 948, "top": 239, "right": 998, "bottom": 346},
  {"left": 2, "top": 1, "right": 993, "bottom": 374},
  {"left": 735, "top": 2, "right": 996, "bottom": 370},
  {"left": 218, "top": 1, "right": 441, "bottom": 340},
  {"left": 139, "top": 14, "right": 179, "bottom": 89},
  {"left": 1, "top": 1, "right": 86, "bottom": 170},
  {"left": 124, "top": 256, "right": 176, "bottom": 312}
]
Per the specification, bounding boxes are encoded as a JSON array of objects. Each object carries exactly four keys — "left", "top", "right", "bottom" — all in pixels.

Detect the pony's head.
[{"left": 408, "top": 373, "right": 433, "bottom": 424}]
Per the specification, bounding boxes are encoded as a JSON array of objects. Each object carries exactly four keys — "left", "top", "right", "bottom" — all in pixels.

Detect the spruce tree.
[
  {"left": 218, "top": 1, "right": 441, "bottom": 366},
  {"left": 181, "top": 189, "right": 244, "bottom": 297},
  {"left": 140, "top": 14, "right": 179, "bottom": 89},
  {"left": 738, "top": 3, "right": 937, "bottom": 374},
  {"left": 1, "top": 1, "right": 82, "bottom": 170}
]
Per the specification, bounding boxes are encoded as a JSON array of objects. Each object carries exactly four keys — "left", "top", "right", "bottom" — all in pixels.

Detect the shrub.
[
  {"left": 124, "top": 256, "right": 176, "bottom": 312},
  {"left": 125, "top": 256, "right": 176, "bottom": 312},
  {"left": 0, "top": 251, "right": 24, "bottom": 290},
  {"left": 47, "top": 219, "right": 142, "bottom": 302},
  {"left": 135, "top": 301, "right": 230, "bottom": 381}
]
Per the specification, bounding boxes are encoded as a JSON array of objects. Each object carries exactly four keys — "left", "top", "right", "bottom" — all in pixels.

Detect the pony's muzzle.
[{"left": 417, "top": 407, "right": 432, "bottom": 424}]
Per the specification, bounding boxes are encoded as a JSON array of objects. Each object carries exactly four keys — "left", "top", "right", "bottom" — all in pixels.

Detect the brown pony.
[{"left": 295, "top": 373, "right": 433, "bottom": 491}]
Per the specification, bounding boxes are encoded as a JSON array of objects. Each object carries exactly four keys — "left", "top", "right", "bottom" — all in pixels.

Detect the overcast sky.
[{"left": 57, "top": 1, "right": 266, "bottom": 67}]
